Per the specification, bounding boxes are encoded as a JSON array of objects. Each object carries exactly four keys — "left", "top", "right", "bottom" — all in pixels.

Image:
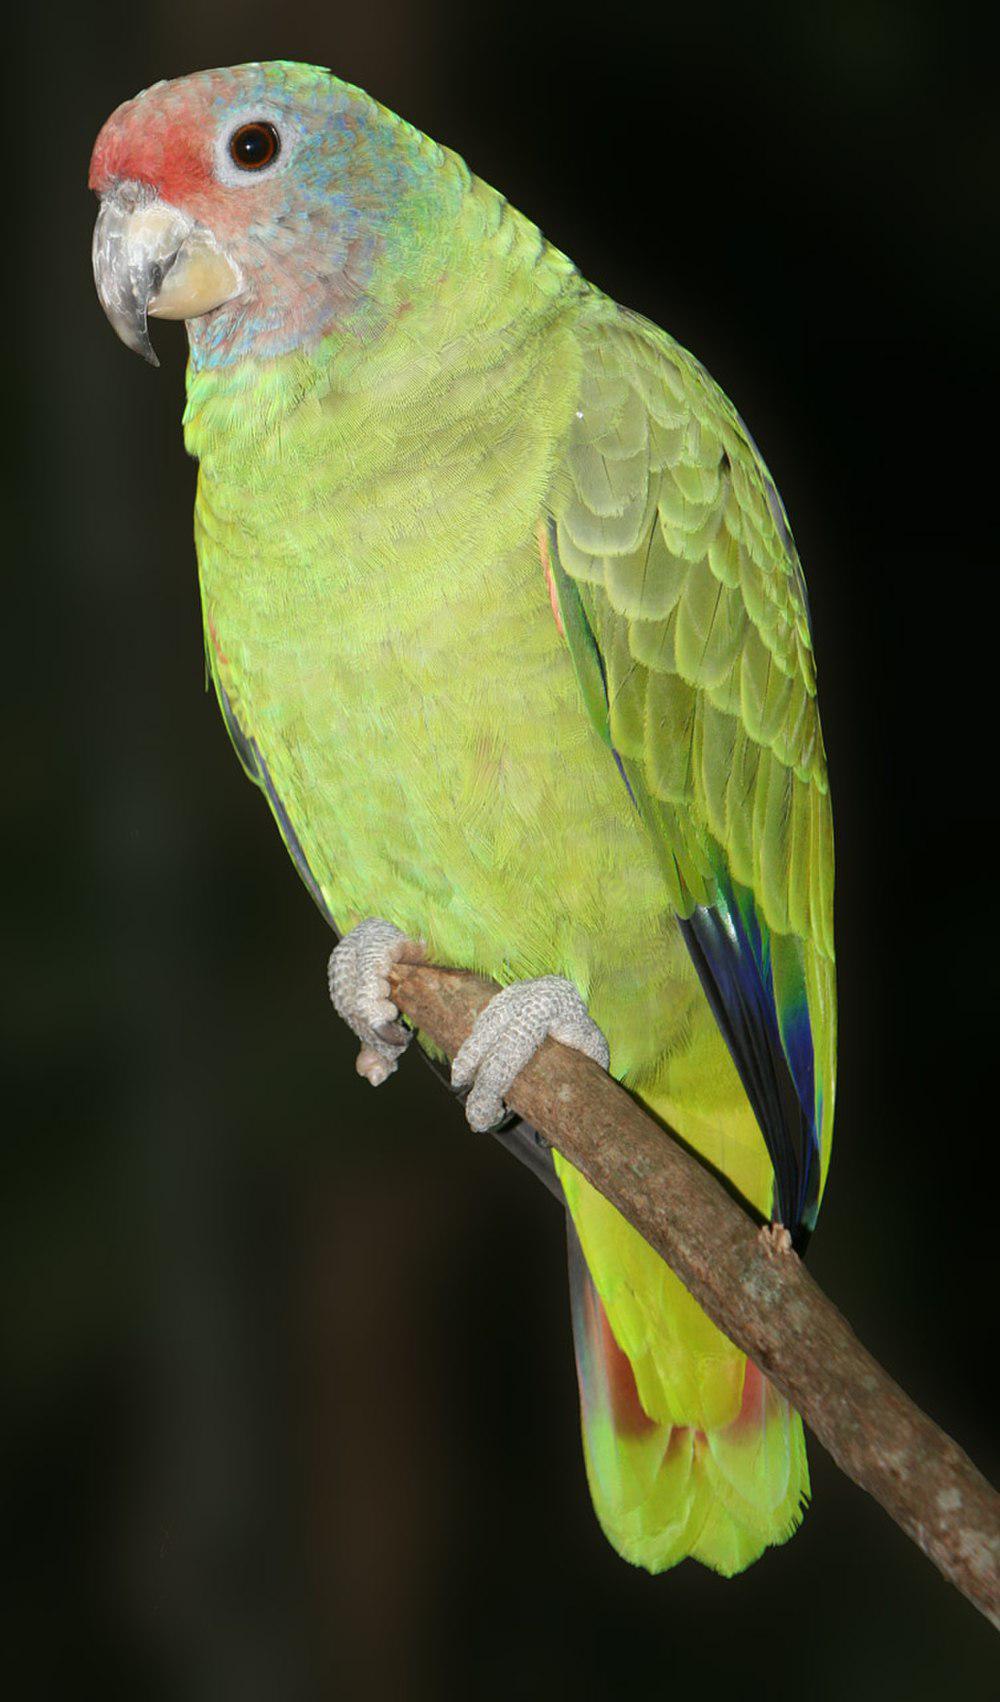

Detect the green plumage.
[{"left": 174, "top": 65, "right": 835, "bottom": 1574}]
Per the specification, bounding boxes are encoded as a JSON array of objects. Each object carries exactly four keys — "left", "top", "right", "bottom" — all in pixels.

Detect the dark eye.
[{"left": 228, "top": 121, "right": 280, "bottom": 171}]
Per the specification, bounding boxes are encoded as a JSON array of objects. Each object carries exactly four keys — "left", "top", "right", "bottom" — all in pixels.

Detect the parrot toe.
[
  {"left": 327, "top": 918, "right": 425, "bottom": 1083},
  {"left": 452, "top": 975, "right": 610, "bottom": 1131}
]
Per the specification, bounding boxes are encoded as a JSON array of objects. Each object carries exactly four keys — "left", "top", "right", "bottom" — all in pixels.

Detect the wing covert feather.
[
  {"left": 548, "top": 310, "right": 833, "bottom": 961},
  {"left": 545, "top": 305, "right": 836, "bottom": 1233}
]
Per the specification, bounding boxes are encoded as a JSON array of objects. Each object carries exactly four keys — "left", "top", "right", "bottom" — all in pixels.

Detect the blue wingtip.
[{"left": 679, "top": 876, "right": 820, "bottom": 1243}]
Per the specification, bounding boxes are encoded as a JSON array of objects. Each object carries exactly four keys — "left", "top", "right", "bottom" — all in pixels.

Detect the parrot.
[{"left": 90, "top": 60, "right": 835, "bottom": 1577}]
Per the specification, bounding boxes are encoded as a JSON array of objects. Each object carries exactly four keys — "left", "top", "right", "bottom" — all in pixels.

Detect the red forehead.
[{"left": 89, "top": 85, "right": 214, "bottom": 202}]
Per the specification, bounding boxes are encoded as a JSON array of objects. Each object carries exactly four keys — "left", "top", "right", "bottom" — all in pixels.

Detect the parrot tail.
[{"left": 566, "top": 1219, "right": 809, "bottom": 1576}]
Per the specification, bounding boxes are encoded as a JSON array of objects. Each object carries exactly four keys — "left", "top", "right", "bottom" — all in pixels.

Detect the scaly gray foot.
[
  {"left": 327, "top": 918, "right": 425, "bottom": 1086},
  {"left": 451, "top": 975, "right": 610, "bottom": 1131}
]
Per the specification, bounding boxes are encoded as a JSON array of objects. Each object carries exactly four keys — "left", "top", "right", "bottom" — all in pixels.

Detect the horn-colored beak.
[{"left": 92, "top": 180, "right": 242, "bottom": 366}]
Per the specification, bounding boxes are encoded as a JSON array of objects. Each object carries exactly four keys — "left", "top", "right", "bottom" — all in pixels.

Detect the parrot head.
[{"left": 90, "top": 62, "right": 428, "bottom": 367}]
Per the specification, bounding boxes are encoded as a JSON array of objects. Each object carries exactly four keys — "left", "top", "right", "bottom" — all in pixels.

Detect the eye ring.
[{"left": 228, "top": 121, "right": 280, "bottom": 172}]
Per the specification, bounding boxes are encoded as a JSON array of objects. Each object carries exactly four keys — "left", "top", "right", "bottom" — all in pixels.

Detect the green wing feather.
[
  {"left": 549, "top": 307, "right": 832, "bottom": 952},
  {"left": 546, "top": 304, "right": 836, "bottom": 1209}
]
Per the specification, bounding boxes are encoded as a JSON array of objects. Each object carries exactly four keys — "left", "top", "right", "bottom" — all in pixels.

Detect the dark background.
[{"left": 7, "top": 2, "right": 999, "bottom": 1696}]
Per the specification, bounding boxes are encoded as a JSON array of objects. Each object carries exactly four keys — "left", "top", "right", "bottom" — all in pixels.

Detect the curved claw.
[{"left": 327, "top": 919, "right": 425, "bottom": 1084}]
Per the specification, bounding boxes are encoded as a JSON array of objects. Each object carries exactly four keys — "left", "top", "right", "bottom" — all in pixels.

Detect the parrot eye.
[{"left": 228, "top": 121, "right": 280, "bottom": 172}]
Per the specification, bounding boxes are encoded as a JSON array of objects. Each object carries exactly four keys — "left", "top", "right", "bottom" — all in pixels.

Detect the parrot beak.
[{"left": 92, "top": 180, "right": 242, "bottom": 366}]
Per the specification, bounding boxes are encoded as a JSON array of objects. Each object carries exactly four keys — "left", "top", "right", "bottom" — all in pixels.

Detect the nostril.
[{"left": 112, "top": 177, "right": 155, "bottom": 214}]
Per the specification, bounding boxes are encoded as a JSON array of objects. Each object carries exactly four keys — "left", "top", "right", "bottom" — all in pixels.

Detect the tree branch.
[{"left": 390, "top": 959, "right": 1000, "bottom": 1630}]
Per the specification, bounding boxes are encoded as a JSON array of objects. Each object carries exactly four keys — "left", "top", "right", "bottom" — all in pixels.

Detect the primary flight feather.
[{"left": 90, "top": 61, "right": 836, "bottom": 1575}]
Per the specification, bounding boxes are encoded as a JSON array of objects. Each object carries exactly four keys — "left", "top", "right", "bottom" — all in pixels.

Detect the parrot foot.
[
  {"left": 759, "top": 1221, "right": 793, "bottom": 1257},
  {"left": 327, "top": 919, "right": 426, "bottom": 1086},
  {"left": 451, "top": 976, "right": 610, "bottom": 1132}
]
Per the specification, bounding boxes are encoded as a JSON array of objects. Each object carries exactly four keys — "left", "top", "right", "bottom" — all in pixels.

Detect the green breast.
[{"left": 196, "top": 359, "right": 633, "bottom": 943}]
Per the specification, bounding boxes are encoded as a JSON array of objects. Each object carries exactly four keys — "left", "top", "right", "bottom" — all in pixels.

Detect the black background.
[{"left": 7, "top": 2, "right": 999, "bottom": 1696}]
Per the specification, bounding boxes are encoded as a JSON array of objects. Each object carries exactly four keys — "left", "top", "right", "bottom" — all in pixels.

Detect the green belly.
[{"left": 203, "top": 512, "right": 769, "bottom": 1220}]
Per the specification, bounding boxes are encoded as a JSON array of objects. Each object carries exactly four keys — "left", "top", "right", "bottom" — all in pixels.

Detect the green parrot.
[{"left": 90, "top": 61, "right": 835, "bottom": 1576}]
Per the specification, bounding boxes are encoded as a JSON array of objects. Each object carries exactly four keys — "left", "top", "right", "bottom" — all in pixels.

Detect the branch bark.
[{"left": 390, "top": 959, "right": 1000, "bottom": 1630}]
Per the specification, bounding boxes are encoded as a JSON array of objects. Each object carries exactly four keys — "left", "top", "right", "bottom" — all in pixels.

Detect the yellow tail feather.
[{"left": 565, "top": 1173, "right": 809, "bottom": 1576}]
